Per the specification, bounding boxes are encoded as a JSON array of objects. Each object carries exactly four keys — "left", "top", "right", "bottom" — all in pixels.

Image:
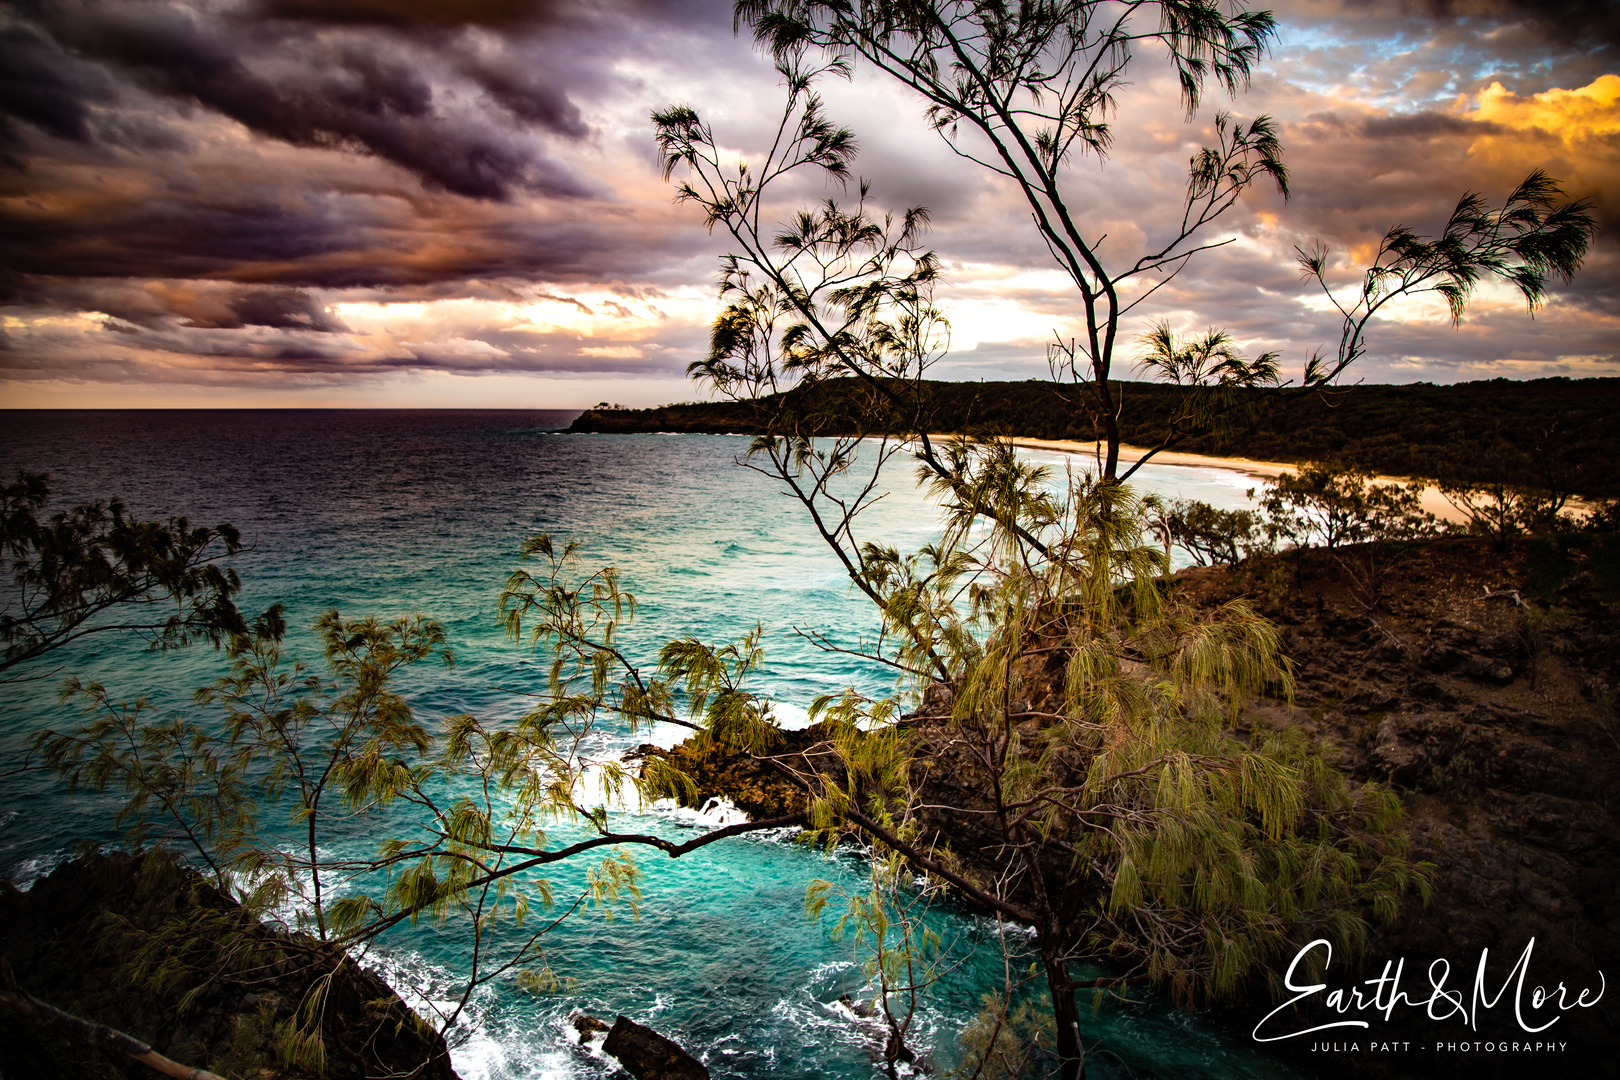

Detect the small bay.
[{"left": 1, "top": 410, "right": 1297, "bottom": 1079}]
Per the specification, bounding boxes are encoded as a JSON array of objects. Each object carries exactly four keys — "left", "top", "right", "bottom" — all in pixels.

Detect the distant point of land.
[{"left": 569, "top": 377, "right": 1620, "bottom": 497}]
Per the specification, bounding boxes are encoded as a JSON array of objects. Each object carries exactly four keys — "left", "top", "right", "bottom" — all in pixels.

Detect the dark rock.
[
  {"left": 0, "top": 850, "right": 459, "bottom": 1080},
  {"left": 1370, "top": 715, "right": 1428, "bottom": 785},
  {"left": 570, "top": 1010, "right": 610, "bottom": 1044},
  {"left": 1419, "top": 644, "right": 1464, "bottom": 672},
  {"left": 601, "top": 1015, "right": 709, "bottom": 1080},
  {"left": 1462, "top": 654, "right": 1514, "bottom": 683},
  {"left": 838, "top": 993, "right": 876, "bottom": 1018},
  {"left": 921, "top": 681, "right": 956, "bottom": 716},
  {"left": 1343, "top": 685, "right": 1400, "bottom": 712}
]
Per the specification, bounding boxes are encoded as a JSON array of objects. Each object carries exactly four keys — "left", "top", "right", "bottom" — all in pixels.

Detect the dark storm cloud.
[
  {"left": 1357, "top": 111, "right": 1499, "bottom": 139},
  {"left": 0, "top": 195, "right": 712, "bottom": 289},
  {"left": 190, "top": 289, "right": 349, "bottom": 331},
  {"left": 459, "top": 54, "right": 589, "bottom": 138},
  {"left": 24, "top": 0, "right": 593, "bottom": 200},
  {"left": 1280, "top": 102, "right": 1617, "bottom": 256},
  {"left": 0, "top": 0, "right": 752, "bottom": 301},
  {"left": 0, "top": 276, "right": 346, "bottom": 331},
  {"left": 256, "top": 0, "right": 732, "bottom": 33},
  {"left": 1341, "top": 0, "right": 1620, "bottom": 48},
  {"left": 256, "top": 0, "right": 566, "bottom": 29},
  {"left": 0, "top": 23, "right": 110, "bottom": 148},
  {"left": 3, "top": 0, "right": 1613, "bottom": 399}
]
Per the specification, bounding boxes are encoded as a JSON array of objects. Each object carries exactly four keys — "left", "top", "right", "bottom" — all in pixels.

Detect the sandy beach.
[{"left": 1003, "top": 436, "right": 1474, "bottom": 524}]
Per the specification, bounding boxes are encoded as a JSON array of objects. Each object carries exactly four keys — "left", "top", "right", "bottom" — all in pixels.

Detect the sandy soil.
[{"left": 1003, "top": 436, "right": 1473, "bottom": 524}]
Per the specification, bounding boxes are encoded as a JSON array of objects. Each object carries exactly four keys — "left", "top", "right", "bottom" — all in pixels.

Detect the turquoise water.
[{"left": 0, "top": 411, "right": 1297, "bottom": 1079}]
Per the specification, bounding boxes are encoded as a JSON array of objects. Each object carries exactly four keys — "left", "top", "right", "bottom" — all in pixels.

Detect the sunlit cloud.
[{"left": 1464, "top": 74, "right": 1620, "bottom": 144}]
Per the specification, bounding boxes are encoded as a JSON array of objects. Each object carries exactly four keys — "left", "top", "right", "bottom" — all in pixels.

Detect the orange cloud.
[
  {"left": 1446, "top": 74, "right": 1620, "bottom": 236},
  {"left": 1464, "top": 75, "right": 1620, "bottom": 145}
]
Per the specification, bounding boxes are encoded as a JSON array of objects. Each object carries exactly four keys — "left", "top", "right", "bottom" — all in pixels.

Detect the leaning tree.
[
  {"left": 731, "top": 0, "right": 1594, "bottom": 477},
  {"left": 648, "top": 38, "right": 1424, "bottom": 1077}
]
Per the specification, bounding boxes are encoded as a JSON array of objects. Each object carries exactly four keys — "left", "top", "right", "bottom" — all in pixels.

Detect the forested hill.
[{"left": 567, "top": 377, "right": 1620, "bottom": 497}]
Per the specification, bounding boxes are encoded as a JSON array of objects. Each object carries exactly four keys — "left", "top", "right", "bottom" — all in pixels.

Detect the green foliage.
[
  {"left": 1, "top": 471, "right": 245, "bottom": 682},
  {"left": 572, "top": 377, "right": 1620, "bottom": 499},
  {"left": 1299, "top": 170, "right": 1597, "bottom": 390},
  {"left": 807, "top": 840, "right": 947, "bottom": 1074},
  {"left": 1421, "top": 424, "right": 1595, "bottom": 543},
  {"left": 1160, "top": 498, "right": 1271, "bottom": 567},
  {"left": 1438, "top": 479, "right": 1569, "bottom": 545},
  {"left": 952, "top": 992, "right": 1055, "bottom": 1080},
  {"left": 86, "top": 849, "right": 285, "bottom": 1014},
  {"left": 30, "top": 564, "right": 692, "bottom": 1067},
  {"left": 514, "top": 963, "right": 578, "bottom": 995},
  {"left": 1581, "top": 499, "right": 1620, "bottom": 537},
  {"left": 746, "top": 443, "right": 1425, "bottom": 1078},
  {"left": 36, "top": 681, "right": 255, "bottom": 886},
  {"left": 645, "top": 70, "right": 1449, "bottom": 1053},
  {"left": 1258, "top": 462, "right": 1437, "bottom": 550}
]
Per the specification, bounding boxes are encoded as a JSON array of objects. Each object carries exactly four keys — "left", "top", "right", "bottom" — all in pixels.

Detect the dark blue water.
[{"left": 0, "top": 410, "right": 1295, "bottom": 1079}]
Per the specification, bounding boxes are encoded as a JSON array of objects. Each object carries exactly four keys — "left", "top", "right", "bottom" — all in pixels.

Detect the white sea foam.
[
  {"left": 9, "top": 847, "right": 75, "bottom": 888},
  {"left": 452, "top": 1023, "right": 592, "bottom": 1080},
  {"left": 770, "top": 698, "right": 815, "bottom": 730},
  {"left": 652, "top": 795, "right": 750, "bottom": 829}
]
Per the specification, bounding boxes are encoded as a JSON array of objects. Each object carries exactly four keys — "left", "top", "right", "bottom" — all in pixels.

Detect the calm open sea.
[{"left": 0, "top": 410, "right": 1293, "bottom": 1080}]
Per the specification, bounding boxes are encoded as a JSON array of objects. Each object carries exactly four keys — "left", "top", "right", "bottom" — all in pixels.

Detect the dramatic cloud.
[
  {"left": 0, "top": 0, "right": 1614, "bottom": 405},
  {"left": 1344, "top": 0, "right": 1620, "bottom": 49}
]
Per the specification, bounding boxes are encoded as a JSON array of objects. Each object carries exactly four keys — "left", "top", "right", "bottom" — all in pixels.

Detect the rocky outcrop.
[
  {"left": 1182, "top": 537, "right": 1620, "bottom": 977},
  {"left": 596, "top": 1014, "right": 710, "bottom": 1080},
  {"left": 1177, "top": 535, "right": 1620, "bottom": 1077},
  {"left": 632, "top": 729, "right": 816, "bottom": 820},
  {"left": 651, "top": 533, "right": 1620, "bottom": 1077},
  {"left": 0, "top": 850, "right": 459, "bottom": 1080}
]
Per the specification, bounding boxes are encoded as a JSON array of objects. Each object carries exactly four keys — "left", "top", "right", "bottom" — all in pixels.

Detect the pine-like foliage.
[
  {"left": 1, "top": 471, "right": 244, "bottom": 683},
  {"left": 751, "top": 439, "right": 1426, "bottom": 1079}
]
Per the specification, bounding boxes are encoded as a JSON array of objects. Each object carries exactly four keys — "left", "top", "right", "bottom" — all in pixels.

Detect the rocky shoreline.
[
  {"left": 642, "top": 533, "right": 1620, "bottom": 1079},
  {"left": 6, "top": 534, "right": 1613, "bottom": 1079},
  {"left": 0, "top": 850, "right": 460, "bottom": 1080}
]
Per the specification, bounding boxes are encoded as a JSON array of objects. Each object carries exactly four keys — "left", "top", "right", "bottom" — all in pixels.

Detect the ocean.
[{"left": 0, "top": 410, "right": 1297, "bottom": 1079}]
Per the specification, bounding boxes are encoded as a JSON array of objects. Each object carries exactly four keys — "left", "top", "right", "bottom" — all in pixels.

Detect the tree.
[
  {"left": 1425, "top": 432, "right": 1582, "bottom": 545},
  {"left": 734, "top": 3, "right": 1595, "bottom": 476},
  {"left": 807, "top": 834, "right": 951, "bottom": 1075},
  {"left": 796, "top": 467, "right": 1418, "bottom": 1079},
  {"left": 1132, "top": 321, "right": 1280, "bottom": 455},
  {"left": 736, "top": 0, "right": 1292, "bottom": 480},
  {"left": 607, "top": 457, "right": 1425, "bottom": 1080},
  {"left": 1257, "top": 462, "right": 1436, "bottom": 551},
  {"left": 32, "top": 542, "right": 814, "bottom": 1070},
  {"left": 1297, "top": 170, "right": 1598, "bottom": 391},
  {"left": 650, "top": 51, "right": 1426, "bottom": 1079},
  {"left": 1161, "top": 497, "right": 1270, "bottom": 567},
  {"left": 1, "top": 472, "right": 246, "bottom": 683}
]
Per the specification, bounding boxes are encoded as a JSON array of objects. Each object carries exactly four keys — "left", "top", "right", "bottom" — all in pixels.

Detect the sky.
[{"left": 1, "top": 0, "right": 1615, "bottom": 409}]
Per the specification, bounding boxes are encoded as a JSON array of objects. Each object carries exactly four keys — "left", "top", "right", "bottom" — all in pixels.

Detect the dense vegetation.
[{"left": 569, "top": 377, "right": 1620, "bottom": 497}]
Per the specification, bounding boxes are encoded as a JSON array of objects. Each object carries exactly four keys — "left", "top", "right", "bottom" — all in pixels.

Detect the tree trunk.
[{"left": 1043, "top": 946, "right": 1086, "bottom": 1080}]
